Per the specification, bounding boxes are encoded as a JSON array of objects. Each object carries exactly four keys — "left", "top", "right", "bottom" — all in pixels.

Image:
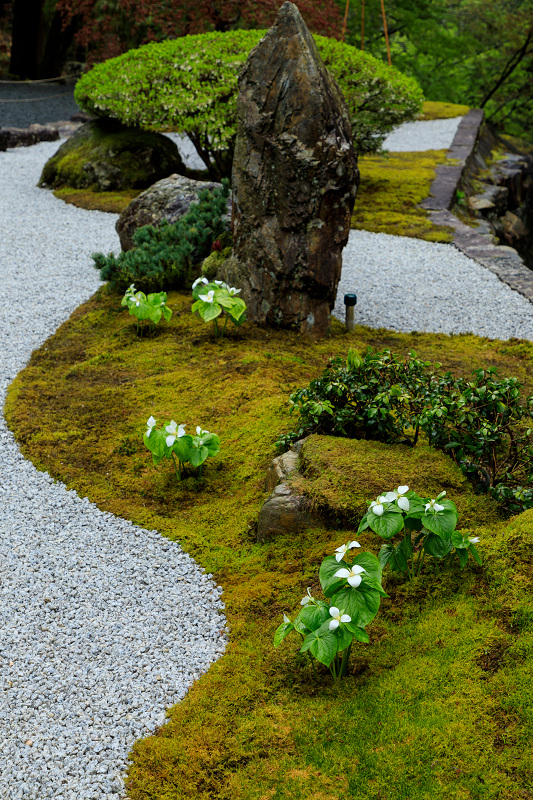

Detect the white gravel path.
[
  {"left": 382, "top": 116, "right": 463, "bottom": 151},
  {"left": 0, "top": 141, "right": 227, "bottom": 800},
  {"left": 334, "top": 230, "right": 533, "bottom": 339}
]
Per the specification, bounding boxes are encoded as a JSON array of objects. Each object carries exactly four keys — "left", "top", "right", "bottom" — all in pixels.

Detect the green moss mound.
[
  {"left": 39, "top": 118, "right": 185, "bottom": 193},
  {"left": 6, "top": 292, "right": 533, "bottom": 799},
  {"left": 75, "top": 31, "right": 424, "bottom": 179},
  {"left": 421, "top": 100, "right": 470, "bottom": 120},
  {"left": 53, "top": 186, "right": 142, "bottom": 213}
]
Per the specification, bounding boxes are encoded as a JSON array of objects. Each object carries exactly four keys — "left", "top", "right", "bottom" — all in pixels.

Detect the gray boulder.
[{"left": 116, "top": 174, "right": 232, "bottom": 251}]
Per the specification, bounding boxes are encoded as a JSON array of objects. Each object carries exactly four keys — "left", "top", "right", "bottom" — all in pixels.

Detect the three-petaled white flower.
[
  {"left": 165, "top": 420, "right": 186, "bottom": 447},
  {"left": 199, "top": 290, "right": 215, "bottom": 304},
  {"left": 425, "top": 498, "right": 445, "bottom": 513},
  {"left": 384, "top": 485, "right": 410, "bottom": 512},
  {"left": 300, "top": 587, "right": 315, "bottom": 606},
  {"left": 370, "top": 496, "right": 387, "bottom": 516},
  {"left": 334, "top": 541, "right": 361, "bottom": 562},
  {"left": 228, "top": 286, "right": 241, "bottom": 296},
  {"left": 145, "top": 416, "right": 156, "bottom": 437},
  {"left": 468, "top": 536, "right": 480, "bottom": 544},
  {"left": 329, "top": 607, "right": 351, "bottom": 631},
  {"left": 335, "top": 564, "right": 366, "bottom": 588},
  {"left": 192, "top": 276, "right": 209, "bottom": 289}
]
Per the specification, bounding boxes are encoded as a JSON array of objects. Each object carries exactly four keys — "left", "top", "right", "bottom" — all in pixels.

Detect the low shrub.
[
  {"left": 75, "top": 31, "right": 424, "bottom": 180},
  {"left": 279, "top": 348, "right": 533, "bottom": 514},
  {"left": 92, "top": 182, "right": 230, "bottom": 292}
]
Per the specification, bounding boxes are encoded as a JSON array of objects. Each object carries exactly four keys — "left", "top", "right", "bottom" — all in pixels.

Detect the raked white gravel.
[{"left": 0, "top": 140, "right": 227, "bottom": 800}]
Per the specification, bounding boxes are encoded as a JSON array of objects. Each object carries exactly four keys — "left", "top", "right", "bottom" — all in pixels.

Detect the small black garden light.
[{"left": 344, "top": 293, "right": 357, "bottom": 332}]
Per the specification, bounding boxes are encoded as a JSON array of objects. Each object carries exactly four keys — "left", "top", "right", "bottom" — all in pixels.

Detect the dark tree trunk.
[
  {"left": 38, "top": 9, "right": 78, "bottom": 78},
  {"left": 9, "top": 0, "right": 44, "bottom": 79}
]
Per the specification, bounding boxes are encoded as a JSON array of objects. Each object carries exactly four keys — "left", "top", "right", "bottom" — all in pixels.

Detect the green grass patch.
[
  {"left": 353, "top": 151, "right": 454, "bottom": 242},
  {"left": 421, "top": 101, "right": 471, "bottom": 120},
  {"left": 6, "top": 289, "right": 533, "bottom": 799}
]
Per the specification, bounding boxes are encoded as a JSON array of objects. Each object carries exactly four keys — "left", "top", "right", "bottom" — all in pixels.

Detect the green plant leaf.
[
  {"left": 273, "top": 619, "right": 294, "bottom": 647},
  {"left": 319, "top": 556, "right": 348, "bottom": 598},
  {"left": 172, "top": 434, "right": 193, "bottom": 463},
  {"left": 468, "top": 543, "right": 482, "bottom": 565},
  {"left": 422, "top": 509, "right": 457, "bottom": 538},
  {"left": 330, "top": 586, "right": 381, "bottom": 627},
  {"left": 334, "top": 624, "right": 353, "bottom": 652},
  {"left": 344, "top": 622, "right": 370, "bottom": 643},
  {"left": 423, "top": 532, "right": 452, "bottom": 559},
  {"left": 300, "top": 628, "right": 338, "bottom": 667},
  {"left": 457, "top": 549, "right": 468, "bottom": 569},
  {"left": 368, "top": 509, "right": 405, "bottom": 540},
  {"left": 299, "top": 601, "right": 330, "bottom": 632},
  {"left": 190, "top": 444, "right": 209, "bottom": 467}
]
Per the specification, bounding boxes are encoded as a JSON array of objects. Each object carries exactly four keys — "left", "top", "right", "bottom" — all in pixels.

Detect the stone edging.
[{"left": 421, "top": 109, "right": 533, "bottom": 305}]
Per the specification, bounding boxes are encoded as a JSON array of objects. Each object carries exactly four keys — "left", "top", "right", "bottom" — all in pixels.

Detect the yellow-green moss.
[
  {"left": 352, "top": 151, "right": 454, "bottom": 242},
  {"left": 53, "top": 187, "right": 142, "bottom": 213},
  {"left": 5, "top": 289, "right": 533, "bottom": 799},
  {"left": 421, "top": 101, "right": 471, "bottom": 120}
]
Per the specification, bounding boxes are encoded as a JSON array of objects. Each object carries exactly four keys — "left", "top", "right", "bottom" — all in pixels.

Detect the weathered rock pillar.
[{"left": 221, "top": 1, "right": 359, "bottom": 335}]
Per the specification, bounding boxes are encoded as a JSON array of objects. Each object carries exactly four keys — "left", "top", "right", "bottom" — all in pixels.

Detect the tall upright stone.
[{"left": 221, "top": 1, "right": 359, "bottom": 335}]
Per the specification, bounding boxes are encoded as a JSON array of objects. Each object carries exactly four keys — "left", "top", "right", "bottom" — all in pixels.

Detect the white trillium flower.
[
  {"left": 145, "top": 416, "right": 157, "bottom": 437},
  {"left": 199, "top": 290, "right": 215, "bottom": 303},
  {"left": 334, "top": 541, "right": 361, "bottom": 562},
  {"left": 425, "top": 498, "right": 445, "bottom": 513},
  {"left": 127, "top": 283, "right": 136, "bottom": 293},
  {"left": 468, "top": 536, "right": 480, "bottom": 544},
  {"left": 214, "top": 280, "right": 228, "bottom": 288},
  {"left": 384, "top": 485, "right": 410, "bottom": 512},
  {"left": 165, "top": 420, "right": 186, "bottom": 447},
  {"left": 192, "top": 276, "right": 209, "bottom": 289},
  {"left": 228, "top": 286, "right": 241, "bottom": 296},
  {"left": 300, "top": 587, "right": 315, "bottom": 606},
  {"left": 335, "top": 564, "right": 366, "bottom": 588},
  {"left": 328, "top": 606, "right": 351, "bottom": 631},
  {"left": 196, "top": 426, "right": 209, "bottom": 437},
  {"left": 370, "top": 495, "right": 387, "bottom": 516}
]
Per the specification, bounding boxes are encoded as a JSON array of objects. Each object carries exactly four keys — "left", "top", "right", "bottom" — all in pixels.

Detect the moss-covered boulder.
[
  {"left": 290, "top": 434, "right": 499, "bottom": 529},
  {"left": 38, "top": 118, "right": 185, "bottom": 193}
]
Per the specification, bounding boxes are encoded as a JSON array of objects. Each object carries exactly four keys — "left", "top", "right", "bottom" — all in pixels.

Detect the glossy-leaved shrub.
[
  {"left": 75, "top": 31, "right": 424, "bottom": 181},
  {"left": 92, "top": 182, "right": 230, "bottom": 292},
  {"left": 279, "top": 348, "right": 533, "bottom": 514}
]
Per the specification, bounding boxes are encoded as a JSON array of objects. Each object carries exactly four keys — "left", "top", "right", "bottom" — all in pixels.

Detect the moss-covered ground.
[
  {"left": 421, "top": 101, "right": 470, "bottom": 120},
  {"left": 6, "top": 287, "right": 533, "bottom": 799},
  {"left": 53, "top": 187, "right": 142, "bottom": 213},
  {"left": 352, "top": 150, "right": 454, "bottom": 242}
]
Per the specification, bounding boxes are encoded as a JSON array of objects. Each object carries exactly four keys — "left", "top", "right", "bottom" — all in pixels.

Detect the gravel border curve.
[{"left": 0, "top": 140, "right": 227, "bottom": 800}]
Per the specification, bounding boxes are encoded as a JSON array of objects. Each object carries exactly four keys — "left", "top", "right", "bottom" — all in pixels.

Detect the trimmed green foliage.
[
  {"left": 75, "top": 31, "right": 424, "bottom": 179},
  {"left": 92, "top": 182, "right": 230, "bottom": 292}
]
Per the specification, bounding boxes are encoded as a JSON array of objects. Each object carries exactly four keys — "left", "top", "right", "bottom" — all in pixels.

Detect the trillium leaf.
[
  {"left": 368, "top": 509, "right": 405, "bottom": 540},
  {"left": 422, "top": 509, "right": 457, "bottom": 538},
  {"left": 300, "top": 629, "right": 337, "bottom": 667},
  {"left": 144, "top": 428, "right": 168, "bottom": 460},
  {"left": 162, "top": 305, "right": 172, "bottom": 321},
  {"left": 294, "top": 615, "right": 310, "bottom": 636},
  {"left": 330, "top": 586, "right": 381, "bottom": 627},
  {"left": 202, "top": 433, "right": 221, "bottom": 457},
  {"left": 423, "top": 532, "right": 452, "bottom": 559},
  {"left": 190, "top": 444, "right": 209, "bottom": 467},
  {"left": 468, "top": 543, "right": 482, "bottom": 565},
  {"left": 378, "top": 542, "right": 395, "bottom": 569},
  {"left": 299, "top": 601, "right": 329, "bottom": 632},
  {"left": 229, "top": 297, "right": 246, "bottom": 321},
  {"left": 319, "top": 556, "right": 347, "bottom": 598},
  {"left": 457, "top": 548, "right": 469, "bottom": 569},
  {"left": 451, "top": 530, "right": 468, "bottom": 549},
  {"left": 357, "top": 511, "right": 371, "bottom": 534},
  {"left": 201, "top": 302, "right": 222, "bottom": 322},
  {"left": 334, "top": 624, "right": 353, "bottom": 652},
  {"left": 273, "top": 619, "right": 294, "bottom": 647},
  {"left": 344, "top": 622, "right": 370, "bottom": 643},
  {"left": 172, "top": 434, "right": 193, "bottom": 463}
]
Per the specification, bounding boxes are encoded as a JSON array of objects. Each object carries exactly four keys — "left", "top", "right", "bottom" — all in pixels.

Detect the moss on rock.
[{"left": 39, "top": 118, "right": 185, "bottom": 193}]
